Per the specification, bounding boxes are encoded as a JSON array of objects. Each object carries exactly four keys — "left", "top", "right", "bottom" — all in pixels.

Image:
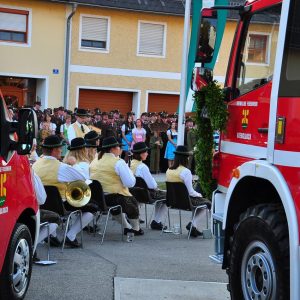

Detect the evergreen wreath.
[{"left": 193, "top": 80, "right": 228, "bottom": 199}]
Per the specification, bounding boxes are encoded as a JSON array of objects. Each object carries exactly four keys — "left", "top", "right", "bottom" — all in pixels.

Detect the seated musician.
[
  {"left": 32, "top": 171, "right": 61, "bottom": 261},
  {"left": 130, "top": 142, "right": 167, "bottom": 230},
  {"left": 166, "top": 145, "right": 211, "bottom": 237},
  {"left": 32, "top": 135, "right": 94, "bottom": 248},
  {"left": 84, "top": 130, "right": 100, "bottom": 162},
  {"left": 89, "top": 136, "right": 144, "bottom": 236},
  {"left": 63, "top": 137, "right": 105, "bottom": 212}
]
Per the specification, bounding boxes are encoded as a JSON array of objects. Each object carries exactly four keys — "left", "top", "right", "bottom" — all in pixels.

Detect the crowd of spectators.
[{"left": 9, "top": 101, "right": 198, "bottom": 174}]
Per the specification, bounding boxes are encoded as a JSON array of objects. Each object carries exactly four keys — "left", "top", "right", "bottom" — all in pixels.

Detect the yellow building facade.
[{"left": 0, "top": 0, "right": 277, "bottom": 114}]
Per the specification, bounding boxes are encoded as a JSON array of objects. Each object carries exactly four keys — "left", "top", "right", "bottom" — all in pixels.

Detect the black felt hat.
[
  {"left": 173, "top": 145, "right": 192, "bottom": 156},
  {"left": 75, "top": 108, "right": 89, "bottom": 117},
  {"left": 100, "top": 136, "right": 123, "bottom": 150},
  {"left": 68, "top": 137, "right": 86, "bottom": 150},
  {"left": 42, "top": 135, "right": 63, "bottom": 148},
  {"left": 84, "top": 130, "right": 99, "bottom": 148},
  {"left": 132, "top": 142, "right": 149, "bottom": 154}
]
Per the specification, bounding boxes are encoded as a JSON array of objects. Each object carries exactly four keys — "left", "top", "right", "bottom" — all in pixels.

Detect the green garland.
[{"left": 193, "top": 80, "right": 228, "bottom": 199}]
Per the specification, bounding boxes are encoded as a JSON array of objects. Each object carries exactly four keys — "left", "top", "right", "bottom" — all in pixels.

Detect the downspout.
[{"left": 63, "top": 3, "right": 77, "bottom": 109}]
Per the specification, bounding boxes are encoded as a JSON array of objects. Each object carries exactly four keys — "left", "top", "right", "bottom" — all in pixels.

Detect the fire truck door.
[{"left": 224, "top": 4, "right": 281, "bottom": 151}]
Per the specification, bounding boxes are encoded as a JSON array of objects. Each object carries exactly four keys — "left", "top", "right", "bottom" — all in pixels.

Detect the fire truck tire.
[
  {"left": 0, "top": 223, "right": 33, "bottom": 300},
  {"left": 228, "top": 204, "right": 289, "bottom": 300}
]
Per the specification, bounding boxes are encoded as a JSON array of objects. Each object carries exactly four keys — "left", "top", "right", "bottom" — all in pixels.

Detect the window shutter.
[
  {"left": 0, "top": 12, "right": 27, "bottom": 32},
  {"left": 82, "top": 16, "right": 108, "bottom": 42},
  {"left": 139, "top": 22, "right": 165, "bottom": 56}
]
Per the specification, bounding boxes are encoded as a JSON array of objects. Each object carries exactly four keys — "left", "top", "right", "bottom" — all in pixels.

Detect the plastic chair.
[
  {"left": 165, "top": 182, "right": 209, "bottom": 239},
  {"left": 130, "top": 177, "right": 166, "bottom": 228},
  {"left": 90, "top": 180, "right": 124, "bottom": 244},
  {"left": 42, "top": 186, "right": 83, "bottom": 252}
]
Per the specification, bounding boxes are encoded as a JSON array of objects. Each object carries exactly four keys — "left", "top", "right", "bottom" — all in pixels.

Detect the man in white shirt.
[
  {"left": 67, "top": 108, "right": 90, "bottom": 143},
  {"left": 90, "top": 136, "right": 144, "bottom": 236}
]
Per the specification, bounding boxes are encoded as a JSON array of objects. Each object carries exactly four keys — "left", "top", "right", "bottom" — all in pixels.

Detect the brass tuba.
[{"left": 65, "top": 180, "right": 91, "bottom": 208}]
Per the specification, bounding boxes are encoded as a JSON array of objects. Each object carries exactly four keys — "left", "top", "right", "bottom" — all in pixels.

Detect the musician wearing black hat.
[
  {"left": 67, "top": 108, "right": 91, "bottom": 142},
  {"left": 130, "top": 142, "right": 167, "bottom": 230},
  {"left": 90, "top": 136, "right": 144, "bottom": 235},
  {"left": 32, "top": 135, "right": 94, "bottom": 247},
  {"left": 166, "top": 145, "right": 211, "bottom": 237},
  {"left": 84, "top": 130, "right": 100, "bottom": 162}
]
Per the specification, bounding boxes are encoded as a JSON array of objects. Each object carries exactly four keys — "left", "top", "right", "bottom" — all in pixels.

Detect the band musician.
[
  {"left": 32, "top": 135, "right": 94, "bottom": 247},
  {"left": 90, "top": 136, "right": 144, "bottom": 236}
]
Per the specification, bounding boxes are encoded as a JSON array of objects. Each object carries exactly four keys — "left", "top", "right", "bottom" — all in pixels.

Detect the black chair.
[
  {"left": 90, "top": 180, "right": 124, "bottom": 244},
  {"left": 165, "top": 182, "right": 209, "bottom": 239},
  {"left": 42, "top": 186, "right": 83, "bottom": 251},
  {"left": 130, "top": 177, "right": 166, "bottom": 227}
]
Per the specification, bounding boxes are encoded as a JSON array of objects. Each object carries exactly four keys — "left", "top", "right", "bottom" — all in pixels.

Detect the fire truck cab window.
[
  {"left": 279, "top": 0, "right": 300, "bottom": 97},
  {"left": 236, "top": 5, "right": 281, "bottom": 96}
]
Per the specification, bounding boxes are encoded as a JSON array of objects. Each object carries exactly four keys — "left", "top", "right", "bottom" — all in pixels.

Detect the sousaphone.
[{"left": 65, "top": 180, "right": 91, "bottom": 208}]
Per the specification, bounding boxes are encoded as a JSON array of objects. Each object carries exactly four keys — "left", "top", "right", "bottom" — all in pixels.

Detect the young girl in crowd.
[
  {"left": 131, "top": 118, "right": 146, "bottom": 149},
  {"left": 164, "top": 122, "right": 177, "bottom": 167},
  {"left": 121, "top": 114, "right": 135, "bottom": 163}
]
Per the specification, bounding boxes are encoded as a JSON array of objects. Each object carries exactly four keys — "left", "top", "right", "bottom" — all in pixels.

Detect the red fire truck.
[
  {"left": 0, "top": 95, "right": 38, "bottom": 299},
  {"left": 193, "top": 0, "right": 299, "bottom": 299}
]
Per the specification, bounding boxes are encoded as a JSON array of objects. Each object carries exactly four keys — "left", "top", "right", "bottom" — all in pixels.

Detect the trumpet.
[{"left": 65, "top": 180, "right": 91, "bottom": 208}]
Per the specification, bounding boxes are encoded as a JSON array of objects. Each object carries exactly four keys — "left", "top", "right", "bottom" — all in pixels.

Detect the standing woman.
[
  {"left": 121, "top": 113, "right": 135, "bottom": 163},
  {"left": 131, "top": 119, "right": 146, "bottom": 149},
  {"left": 166, "top": 145, "right": 211, "bottom": 237},
  {"left": 60, "top": 114, "right": 72, "bottom": 158},
  {"left": 164, "top": 122, "right": 177, "bottom": 167},
  {"left": 37, "top": 113, "right": 56, "bottom": 155}
]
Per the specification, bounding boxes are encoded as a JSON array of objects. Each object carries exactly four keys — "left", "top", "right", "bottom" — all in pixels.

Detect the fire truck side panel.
[{"left": 0, "top": 153, "right": 38, "bottom": 273}]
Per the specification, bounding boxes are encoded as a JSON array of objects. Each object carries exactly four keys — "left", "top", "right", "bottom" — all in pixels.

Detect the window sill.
[
  {"left": 0, "top": 40, "right": 30, "bottom": 47},
  {"left": 79, "top": 47, "right": 109, "bottom": 54},
  {"left": 136, "top": 53, "right": 166, "bottom": 59}
]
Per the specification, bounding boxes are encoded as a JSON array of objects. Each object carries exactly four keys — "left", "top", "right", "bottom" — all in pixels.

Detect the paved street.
[{"left": 26, "top": 204, "right": 228, "bottom": 300}]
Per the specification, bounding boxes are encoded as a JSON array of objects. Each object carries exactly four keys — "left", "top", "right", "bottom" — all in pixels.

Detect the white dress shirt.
[
  {"left": 179, "top": 167, "right": 202, "bottom": 197},
  {"left": 67, "top": 121, "right": 86, "bottom": 143},
  {"left": 108, "top": 153, "right": 135, "bottom": 188},
  {"left": 73, "top": 161, "right": 92, "bottom": 184},
  {"left": 42, "top": 156, "right": 87, "bottom": 182},
  {"left": 135, "top": 163, "right": 157, "bottom": 190},
  {"left": 33, "top": 171, "right": 47, "bottom": 205}
]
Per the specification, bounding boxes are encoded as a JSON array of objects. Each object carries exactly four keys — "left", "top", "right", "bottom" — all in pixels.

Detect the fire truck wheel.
[
  {"left": 0, "top": 223, "right": 33, "bottom": 300},
  {"left": 228, "top": 204, "right": 289, "bottom": 300}
]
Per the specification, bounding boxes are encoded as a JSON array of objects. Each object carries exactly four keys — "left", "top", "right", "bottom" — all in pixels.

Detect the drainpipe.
[{"left": 63, "top": 3, "right": 77, "bottom": 109}]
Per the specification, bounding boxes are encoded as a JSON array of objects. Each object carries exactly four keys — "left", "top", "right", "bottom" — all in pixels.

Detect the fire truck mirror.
[
  {"left": 17, "top": 108, "right": 38, "bottom": 155},
  {"left": 191, "top": 66, "right": 213, "bottom": 91},
  {"left": 195, "top": 9, "right": 217, "bottom": 64}
]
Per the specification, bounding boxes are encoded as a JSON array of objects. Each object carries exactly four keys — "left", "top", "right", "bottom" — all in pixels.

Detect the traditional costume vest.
[
  {"left": 72, "top": 122, "right": 90, "bottom": 138},
  {"left": 90, "top": 153, "right": 131, "bottom": 196},
  {"left": 32, "top": 157, "right": 67, "bottom": 200},
  {"left": 130, "top": 159, "right": 143, "bottom": 175},
  {"left": 166, "top": 166, "right": 186, "bottom": 183}
]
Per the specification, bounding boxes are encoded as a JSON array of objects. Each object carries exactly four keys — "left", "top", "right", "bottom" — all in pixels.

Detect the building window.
[
  {"left": 0, "top": 8, "right": 29, "bottom": 43},
  {"left": 247, "top": 34, "right": 269, "bottom": 64},
  {"left": 138, "top": 21, "right": 166, "bottom": 57},
  {"left": 80, "top": 16, "right": 109, "bottom": 51}
]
